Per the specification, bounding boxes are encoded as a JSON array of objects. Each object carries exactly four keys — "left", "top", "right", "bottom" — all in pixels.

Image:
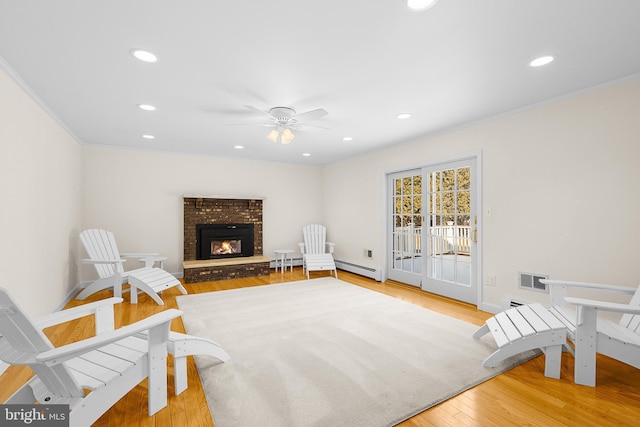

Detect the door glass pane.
[
  {"left": 457, "top": 167, "right": 470, "bottom": 190},
  {"left": 413, "top": 175, "right": 422, "bottom": 193},
  {"left": 426, "top": 166, "right": 473, "bottom": 286},
  {"left": 457, "top": 259, "right": 471, "bottom": 285},
  {"left": 391, "top": 172, "right": 423, "bottom": 278},
  {"left": 457, "top": 191, "right": 470, "bottom": 213},
  {"left": 442, "top": 259, "right": 455, "bottom": 282},
  {"left": 442, "top": 169, "right": 455, "bottom": 191}
]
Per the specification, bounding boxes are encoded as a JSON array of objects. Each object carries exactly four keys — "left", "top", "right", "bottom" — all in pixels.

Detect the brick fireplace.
[{"left": 182, "top": 197, "right": 270, "bottom": 283}]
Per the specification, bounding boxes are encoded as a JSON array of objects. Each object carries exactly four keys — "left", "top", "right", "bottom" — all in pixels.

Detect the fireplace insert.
[{"left": 196, "top": 224, "right": 254, "bottom": 260}]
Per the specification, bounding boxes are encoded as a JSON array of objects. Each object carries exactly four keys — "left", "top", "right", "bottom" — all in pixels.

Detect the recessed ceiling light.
[
  {"left": 397, "top": 113, "right": 412, "bottom": 119},
  {"left": 406, "top": 0, "right": 439, "bottom": 11},
  {"left": 342, "top": 137, "right": 353, "bottom": 142},
  {"left": 131, "top": 49, "right": 158, "bottom": 63},
  {"left": 137, "top": 104, "right": 156, "bottom": 111},
  {"left": 142, "top": 134, "right": 155, "bottom": 139},
  {"left": 302, "top": 153, "right": 311, "bottom": 157},
  {"left": 234, "top": 145, "right": 244, "bottom": 149},
  {"left": 529, "top": 55, "right": 555, "bottom": 67}
]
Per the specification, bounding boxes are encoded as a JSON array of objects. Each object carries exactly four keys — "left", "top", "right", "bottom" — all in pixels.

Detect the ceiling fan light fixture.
[
  {"left": 267, "top": 129, "right": 279, "bottom": 143},
  {"left": 267, "top": 127, "right": 295, "bottom": 144},
  {"left": 281, "top": 128, "right": 295, "bottom": 144},
  {"left": 406, "top": 0, "right": 439, "bottom": 11}
]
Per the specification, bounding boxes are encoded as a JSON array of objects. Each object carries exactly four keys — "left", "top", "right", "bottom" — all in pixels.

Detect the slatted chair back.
[
  {"left": 80, "top": 228, "right": 125, "bottom": 279},
  {"left": 302, "top": 224, "right": 327, "bottom": 255},
  {"left": 619, "top": 286, "right": 640, "bottom": 334},
  {"left": 0, "top": 288, "right": 84, "bottom": 399}
]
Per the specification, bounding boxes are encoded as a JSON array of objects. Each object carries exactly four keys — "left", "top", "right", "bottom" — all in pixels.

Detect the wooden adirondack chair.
[
  {"left": 0, "top": 288, "right": 181, "bottom": 426},
  {"left": 542, "top": 279, "right": 640, "bottom": 386},
  {"left": 78, "top": 229, "right": 187, "bottom": 305},
  {"left": 298, "top": 224, "right": 337, "bottom": 279}
]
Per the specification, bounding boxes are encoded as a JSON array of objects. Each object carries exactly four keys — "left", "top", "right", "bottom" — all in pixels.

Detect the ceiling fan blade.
[
  {"left": 244, "top": 105, "right": 272, "bottom": 117},
  {"left": 228, "top": 122, "right": 275, "bottom": 127},
  {"left": 293, "top": 123, "right": 332, "bottom": 131},
  {"left": 292, "top": 108, "right": 328, "bottom": 122}
]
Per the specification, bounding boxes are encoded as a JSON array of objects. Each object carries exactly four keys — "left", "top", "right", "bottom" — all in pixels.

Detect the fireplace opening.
[
  {"left": 196, "top": 224, "right": 254, "bottom": 260},
  {"left": 212, "top": 239, "right": 241, "bottom": 256}
]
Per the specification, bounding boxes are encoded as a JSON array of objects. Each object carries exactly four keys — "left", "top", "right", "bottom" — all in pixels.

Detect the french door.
[
  {"left": 388, "top": 169, "right": 423, "bottom": 286},
  {"left": 388, "top": 157, "right": 479, "bottom": 304}
]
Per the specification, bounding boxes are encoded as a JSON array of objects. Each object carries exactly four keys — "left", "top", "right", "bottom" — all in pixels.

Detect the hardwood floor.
[{"left": 1, "top": 268, "right": 639, "bottom": 426}]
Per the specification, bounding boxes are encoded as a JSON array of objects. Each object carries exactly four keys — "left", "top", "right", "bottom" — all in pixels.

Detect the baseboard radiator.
[{"left": 334, "top": 260, "right": 382, "bottom": 281}]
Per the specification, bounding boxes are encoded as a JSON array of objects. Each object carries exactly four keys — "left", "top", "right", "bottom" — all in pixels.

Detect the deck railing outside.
[{"left": 395, "top": 225, "right": 471, "bottom": 257}]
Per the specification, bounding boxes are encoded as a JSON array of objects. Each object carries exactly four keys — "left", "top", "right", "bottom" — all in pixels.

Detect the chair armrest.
[
  {"left": 36, "top": 309, "right": 183, "bottom": 365},
  {"left": 298, "top": 243, "right": 305, "bottom": 255},
  {"left": 565, "top": 297, "right": 640, "bottom": 315},
  {"left": 542, "top": 279, "right": 637, "bottom": 307},
  {"left": 35, "top": 297, "right": 123, "bottom": 329},
  {"left": 120, "top": 252, "right": 161, "bottom": 258},
  {"left": 541, "top": 279, "right": 636, "bottom": 294},
  {"left": 82, "top": 258, "right": 125, "bottom": 265},
  {"left": 327, "top": 242, "right": 335, "bottom": 253}
]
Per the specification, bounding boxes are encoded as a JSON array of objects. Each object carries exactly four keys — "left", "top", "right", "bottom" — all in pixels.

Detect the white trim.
[
  {"left": 0, "top": 55, "right": 83, "bottom": 145},
  {"left": 334, "top": 260, "right": 382, "bottom": 281},
  {"left": 383, "top": 152, "right": 483, "bottom": 307},
  {"left": 479, "top": 302, "right": 502, "bottom": 315},
  {"left": 475, "top": 151, "right": 484, "bottom": 307},
  {"left": 183, "top": 195, "right": 266, "bottom": 200},
  {"left": 384, "top": 151, "right": 481, "bottom": 176}
]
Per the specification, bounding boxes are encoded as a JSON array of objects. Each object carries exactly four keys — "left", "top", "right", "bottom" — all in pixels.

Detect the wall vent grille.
[
  {"left": 518, "top": 272, "right": 549, "bottom": 293},
  {"left": 510, "top": 299, "right": 527, "bottom": 308}
]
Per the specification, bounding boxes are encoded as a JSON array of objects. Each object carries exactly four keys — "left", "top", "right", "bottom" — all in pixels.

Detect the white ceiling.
[{"left": 1, "top": 1, "right": 639, "bottom": 166}]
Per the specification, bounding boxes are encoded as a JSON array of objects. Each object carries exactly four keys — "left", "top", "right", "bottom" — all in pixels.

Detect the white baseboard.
[
  {"left": 479, "top": 302, "right": 502, "bottom": 315},
  {"left": 334, "top": 260, "right": 382, "bottom": 281}
]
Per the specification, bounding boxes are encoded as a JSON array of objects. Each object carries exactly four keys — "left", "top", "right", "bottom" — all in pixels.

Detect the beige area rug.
[{"left": 176, "top": 278, "right": 537, "bottom": 427}]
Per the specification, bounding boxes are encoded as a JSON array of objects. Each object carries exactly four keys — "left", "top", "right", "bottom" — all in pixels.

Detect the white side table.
[
  {"left": 138, "top": 255, "right": 168, "bottom": 269},
  {"left": 274, "top": 249, "right": 294, "bottom": 273}
]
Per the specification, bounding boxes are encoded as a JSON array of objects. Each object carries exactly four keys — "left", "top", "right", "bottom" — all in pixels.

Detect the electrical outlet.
[
  {"left": 365, "top": 249, "right": 373, "bottom": 258},
  {"left": 484, "top": 275, "right": 496, "bottom": 286}
]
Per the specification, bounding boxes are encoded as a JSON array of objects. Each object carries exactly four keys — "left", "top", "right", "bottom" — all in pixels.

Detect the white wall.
[
  {"left": 323, "top": 77, "right": 640, "bottom": 310},
  {"left": 0, "top": 67, "right": 82, "bottom": 317},
  {"left": 4, "top": 58, "right": 639, "bottom": 316},
  {"left": 81, "top": 146, "right": 323, "bottom": 279}
]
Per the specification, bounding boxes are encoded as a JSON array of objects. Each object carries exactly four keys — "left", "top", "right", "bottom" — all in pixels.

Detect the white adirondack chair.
[
  {"left": 542, "top": 279, "right": 640, "bottom": 386},
  {"left": 78, "top": 229, "right": 187, "bottom": 305},
  {"left": 298, "top": 224, "right": 337, "bottom": 279},
  {"left": 0, "top": 288, "right": 181, "bottom": 426}
]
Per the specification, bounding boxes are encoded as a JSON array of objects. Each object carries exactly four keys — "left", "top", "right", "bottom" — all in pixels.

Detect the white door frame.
[{"left": 383, "top": 152, "right": 483, "bottom": 307}]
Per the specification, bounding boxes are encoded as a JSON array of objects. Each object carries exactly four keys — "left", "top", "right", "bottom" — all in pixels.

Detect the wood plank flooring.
[{"left": 1, "top": 268, "right": 639, "bottom": 426}]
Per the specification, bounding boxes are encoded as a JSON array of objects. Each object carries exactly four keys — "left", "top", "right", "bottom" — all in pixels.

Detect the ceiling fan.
[{"left": 236, "top": 105, "right": 329, "bottom": 144}]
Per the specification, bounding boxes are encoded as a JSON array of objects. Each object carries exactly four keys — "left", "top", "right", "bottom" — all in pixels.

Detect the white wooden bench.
[{"left": 473, "top": 303, "right": 567, "bottom": 378}]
